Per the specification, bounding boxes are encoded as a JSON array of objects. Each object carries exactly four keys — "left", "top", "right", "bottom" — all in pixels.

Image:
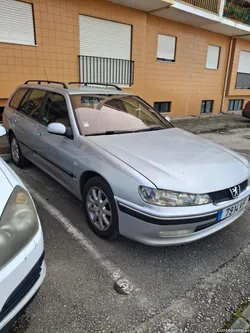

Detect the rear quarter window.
[{"left": 9, "top": 88, "right": 29, "bottom": 110}]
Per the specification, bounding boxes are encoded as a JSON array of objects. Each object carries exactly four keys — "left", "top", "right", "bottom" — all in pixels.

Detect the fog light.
[{"left": 159, "top": 229, "right": 194, "bottom": 237}]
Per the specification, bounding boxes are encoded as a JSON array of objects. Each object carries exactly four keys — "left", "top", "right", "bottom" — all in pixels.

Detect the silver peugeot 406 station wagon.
[{"left": 3, "top": 80, "right": 250, "bottom": 246}]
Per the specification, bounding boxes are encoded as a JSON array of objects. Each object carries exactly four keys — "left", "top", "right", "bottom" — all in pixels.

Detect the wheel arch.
[
  {"left": 8, "top": 129, "right": 14, "bottom": 143},
  {"left": 80, "top": 170, "right": 111, "bottom": 196}
]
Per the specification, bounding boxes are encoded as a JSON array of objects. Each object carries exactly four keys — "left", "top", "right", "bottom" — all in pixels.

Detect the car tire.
[
  {"left": 10, "top": 134, "right": 29, "bottom": 168},
  {"left": 82, "top": 176, "right": 119, "bottom": 239}
]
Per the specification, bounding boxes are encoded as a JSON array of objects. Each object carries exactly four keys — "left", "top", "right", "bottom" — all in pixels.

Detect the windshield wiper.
[
  {"left": 132, "top": 126, "right": 166, "bottom": 133},
  {"left": 85, "top": 127, "right": 166, "bottom": 136},
  {"left": 86, "top": 130, "right": 135, "bottom": 136}
]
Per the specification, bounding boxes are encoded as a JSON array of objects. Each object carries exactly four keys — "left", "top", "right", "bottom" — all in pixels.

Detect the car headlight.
[
  {"left": 138, "top": 186, "right": 212, "bottom": 207},
  {"left": 0, "top": 186, "right": 39, "bottom": 270}
]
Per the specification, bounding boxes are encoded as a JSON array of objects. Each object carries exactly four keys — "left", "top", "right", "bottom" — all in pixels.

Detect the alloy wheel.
[
  {"left": 86, "top": 187, "right": 112, "bottom": 231},
  {"left": 11, "top": 137, "right": 20, "bottom": 163}
]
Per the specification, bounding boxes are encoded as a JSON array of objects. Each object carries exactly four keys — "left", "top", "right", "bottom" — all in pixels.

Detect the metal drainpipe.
[{"left": 220, "top": 37, "right": 234, "bottom": 113}]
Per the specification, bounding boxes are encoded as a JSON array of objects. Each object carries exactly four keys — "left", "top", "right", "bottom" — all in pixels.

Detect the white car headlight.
[
  {"left": 138, "top": 186, "right": 212, "bottom": 207},
  {"left": 0, "top": 186, "right": 39, "bottom": 270}
]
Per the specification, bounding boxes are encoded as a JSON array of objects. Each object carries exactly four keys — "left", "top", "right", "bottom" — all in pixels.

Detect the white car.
[{"left": 0, "top": 126, "right": 45, "bottom": 332}]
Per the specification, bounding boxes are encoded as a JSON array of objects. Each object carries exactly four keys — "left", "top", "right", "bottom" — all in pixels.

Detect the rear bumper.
[
  {"left": 0, "top": 230, "right": 45, "bottom": 331},
  {"left": 117, "top": 193, "right": 250, "bottom": 246}
]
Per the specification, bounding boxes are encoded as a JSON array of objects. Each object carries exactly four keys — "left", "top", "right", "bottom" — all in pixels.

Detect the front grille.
[
  {"left": 209, "top": 180, "right": 248, "bottom": 204},
  {"left": 0, "top": 252, "right": 44, "bottom": 323}
]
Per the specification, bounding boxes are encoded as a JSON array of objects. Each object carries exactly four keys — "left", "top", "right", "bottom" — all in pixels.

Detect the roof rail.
[
  {"left": 68, "top": 82, "right": 122, "bottom": 91},
  {"left": 24, "top": 80, "right": 68, "bottom": 89}
]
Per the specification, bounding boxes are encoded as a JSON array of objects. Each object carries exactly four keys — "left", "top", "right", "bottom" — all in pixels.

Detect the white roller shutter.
[
  {"left": 238, "top": 51, "right": 250, "bottom": 74},
  {"left": 206, "top": 45, "right": 220, "bottom": 69},
  {"left": 0, "top": 0, "right": 35, "bottom": 45},
  {"left": 157, "top": 34, "right": 176, "bottom": 62},
  {"left": 79, "top": 15, "right": 131, "bottom": 60}
]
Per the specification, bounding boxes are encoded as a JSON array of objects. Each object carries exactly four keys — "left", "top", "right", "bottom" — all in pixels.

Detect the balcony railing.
[
  {"left": 236, "top": 72, "right": 250, "bottom": 89},
  {"left": 223, "top": 0, "right": 250, "bottom": 25},
  {"left": 79, "top": 55, "right": 135, "bottom": 87},
  {"left": 179, "top": 0, "right": 220, "bottom": 13}
]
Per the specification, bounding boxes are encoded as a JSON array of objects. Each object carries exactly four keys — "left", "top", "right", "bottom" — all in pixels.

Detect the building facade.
[{"left": 1, "top": 0, "right": 250, "bottom": 117}]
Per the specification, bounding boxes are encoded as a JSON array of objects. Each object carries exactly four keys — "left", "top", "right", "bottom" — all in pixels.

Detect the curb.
[{"left": 225, "top": 304, "right": 250, "bottom": 332}]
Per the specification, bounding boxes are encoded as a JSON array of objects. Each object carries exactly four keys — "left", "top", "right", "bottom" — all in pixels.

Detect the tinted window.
[
  {"left": 154, "top": 102, "right": 171, "bottom": 113},
  {"left": 42, "top": 93, "right": 70, "bottom": 127},
  {"left": 18, "top": 89, "right": 47, "bottom": 120},
  {"left": 228, "top": 99, "right": 244, "bottom": 111},
  {"left": 9, "top": 88, "right": 29, "bottom": 110},
  {"left": 201, "top": 100, "right": 213, "bottom": 114}
]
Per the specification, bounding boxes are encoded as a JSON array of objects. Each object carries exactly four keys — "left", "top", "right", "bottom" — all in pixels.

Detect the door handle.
[{"left": 35, "top": 132, "right": 42, "bottom": 136}]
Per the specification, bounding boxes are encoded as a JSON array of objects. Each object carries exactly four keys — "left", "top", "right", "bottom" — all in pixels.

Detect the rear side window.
[
  {"left": 9, "top": 88, "right": 29, "bottom": 110},
  {"left": 19, "top": 89, "right": 47, "bottom": 121}
]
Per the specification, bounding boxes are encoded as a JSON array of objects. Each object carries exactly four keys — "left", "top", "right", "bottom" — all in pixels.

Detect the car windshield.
[{"left": 71, "top": 94, "right": 172, "bottom": 136}]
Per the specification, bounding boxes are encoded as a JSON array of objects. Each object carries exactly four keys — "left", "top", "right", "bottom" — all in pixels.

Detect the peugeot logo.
[{"left": 230, "top": 185, "right": 240, "bottom": 198}]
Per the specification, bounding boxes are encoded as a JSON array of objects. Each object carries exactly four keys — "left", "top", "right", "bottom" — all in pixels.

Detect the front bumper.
[
  {"left": 0, "top": 230, "right": 45, "bottom": 331},
  {"left": 116, "top": 190, "right": 250, "bottom": 246}
]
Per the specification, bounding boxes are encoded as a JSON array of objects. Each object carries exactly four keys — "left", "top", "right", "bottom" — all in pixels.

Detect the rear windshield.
[{"left": 71, "top": 94, "right": 172, "bottom": 136}]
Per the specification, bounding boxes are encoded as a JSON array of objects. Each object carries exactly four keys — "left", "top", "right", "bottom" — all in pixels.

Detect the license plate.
[{"left": 218, "top": 198, "right": 248, "bottom": 221}]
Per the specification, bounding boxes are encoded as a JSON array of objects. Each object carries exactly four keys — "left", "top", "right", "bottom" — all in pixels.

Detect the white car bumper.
[{"left": 0, "top": 229, "right": 45, "bottom": 331}]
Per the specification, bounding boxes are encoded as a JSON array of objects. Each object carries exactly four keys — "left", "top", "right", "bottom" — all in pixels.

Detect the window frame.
[
  {"left": 40, "top": 92, "right": 73, "bottom": 134},
  {"left": 205, "top": 45, "right": 221, "bottom": 70},
  {"left": 201, "top": 100, "right": 214, "bottom": 114},
  {"left": 0, "top": 0, "right": 36, "bottom": 46},
  {"left": 228, "top": 99, "right": 244, "bottom": 111},
  {"left": 14, "top": 88, "right": 48, "bottom": 123},
  {"left": 154, "top": 101, "right": 171, "bottom": 114},
  {"left": 9, "top": 88, "right": 30, "bottom": 111},
  {"left": 157, "top": 34, "right": 177, "bottom": 63}
]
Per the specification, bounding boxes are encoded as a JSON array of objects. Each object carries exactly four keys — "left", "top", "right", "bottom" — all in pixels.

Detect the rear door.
[
  {"left": 12, "top": 88, "right": 47, "bottom": 161},
  {"left": 4, "top": 87, "right": 29, "bottom": 131},
  {"left": 33, "top": 91, "right": 77, "bottom": 192}
]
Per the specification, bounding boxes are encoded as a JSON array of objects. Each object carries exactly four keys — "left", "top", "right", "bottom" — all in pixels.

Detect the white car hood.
[
  {"left": 88, "top": 128, "right": 250, "bottom": 193},
  {"left": 0, "top": 159, "right": 16, "bottom": 216}
]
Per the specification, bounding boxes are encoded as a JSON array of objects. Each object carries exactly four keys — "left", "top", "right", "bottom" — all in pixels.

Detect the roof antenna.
[{"left": 44, "top": 68, "right": 49, "bottom": 81}]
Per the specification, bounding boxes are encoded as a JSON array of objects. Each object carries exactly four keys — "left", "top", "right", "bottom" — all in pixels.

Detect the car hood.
[
  {"left": 87, "top": 128, "right": 250, "bottom": 193},
  {"left": 0, "top": 159, "right": 14, "bottom": 216}
]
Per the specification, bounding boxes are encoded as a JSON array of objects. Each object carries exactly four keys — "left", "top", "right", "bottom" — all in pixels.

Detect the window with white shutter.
[
  {"left": 236, "top": 51, "right": 250, "bottom": 89},
  {"left": 79, "top": 15, "right": 133, "bottom": 86},
  {"left": 157, "top": 34, "right": 176, "bottom": 62},
  {"left": 238, "top": 51, "right": 250, "bottom": 74},
  {"left": 206, "top": 45, "right": 220, "bottom": 70},
  {"left": 79, "top": 15, "right": 131, "bottom": 60},
  {"left": 0, "top": 0, "right": 35, "bottom": 46}
]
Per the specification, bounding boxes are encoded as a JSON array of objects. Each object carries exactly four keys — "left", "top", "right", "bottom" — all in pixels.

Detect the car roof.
[{"left": 16, "top": 83, "right": 134, "bottom": 96}]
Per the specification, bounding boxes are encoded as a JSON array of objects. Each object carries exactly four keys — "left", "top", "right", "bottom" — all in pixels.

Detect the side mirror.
[
  {"left": 165, "top": 116, "right": 171, "bottom": 122},
  {"left": 0, "top": 126, "right": 6, "bottom": 138},
  {"left": 47, "top": 123, "right": 66, "bottom": 136}
]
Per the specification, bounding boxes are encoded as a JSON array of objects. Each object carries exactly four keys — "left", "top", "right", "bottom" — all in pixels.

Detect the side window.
[
  {"left": 42, "top": 93, "right": 70, "bottom": 127},
  {"left": 9, "top": 88, "right": 29, "bottom": 110},
  {"left": 19, "top": 89, "right": 47, "bottom": 120}
]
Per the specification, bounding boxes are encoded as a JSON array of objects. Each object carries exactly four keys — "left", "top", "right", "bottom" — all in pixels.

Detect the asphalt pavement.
[{"left": 7, "top": 127, "right": 250, "bottom": 333}]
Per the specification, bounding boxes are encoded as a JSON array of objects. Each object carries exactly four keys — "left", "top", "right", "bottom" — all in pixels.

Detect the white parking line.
[
  {"left": 27, "top": 186, "right": 154, "bottom": 309},
  {"left": 29, "top": 186, "right": 125, "bottom": 281}
]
